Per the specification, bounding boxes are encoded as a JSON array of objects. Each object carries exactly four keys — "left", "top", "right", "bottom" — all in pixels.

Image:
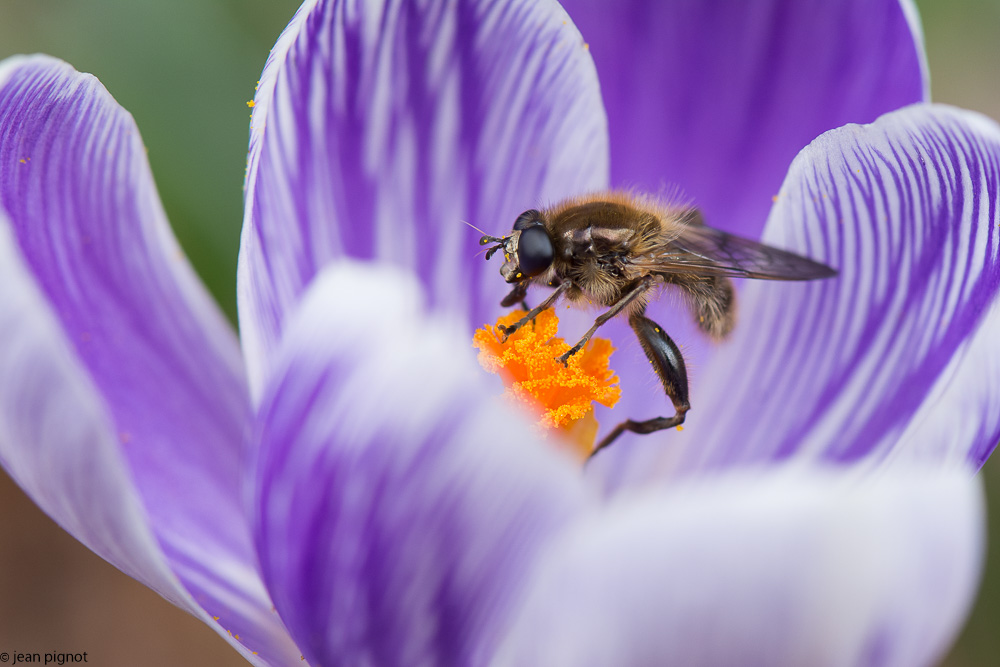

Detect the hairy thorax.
[{"left": 546, "top": 199, "right": 661, "bottom": 308}]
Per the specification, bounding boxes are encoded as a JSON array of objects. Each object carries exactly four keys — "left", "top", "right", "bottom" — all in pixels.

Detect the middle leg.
[{"left": 556, "top": 275, "right": 655, "bottom": 365}]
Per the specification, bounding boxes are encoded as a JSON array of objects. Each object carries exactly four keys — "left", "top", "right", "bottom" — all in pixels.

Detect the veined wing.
[{"left": 632, "top": 224, "right": 836, "bottom": 280}]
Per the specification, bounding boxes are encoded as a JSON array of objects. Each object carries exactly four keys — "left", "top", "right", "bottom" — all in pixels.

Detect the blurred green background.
[{"left": 0, "top": 0, "right": 997, "bottom": 664}]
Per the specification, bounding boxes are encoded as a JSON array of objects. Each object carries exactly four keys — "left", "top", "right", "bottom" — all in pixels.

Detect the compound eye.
[
  {"left": 516, "top": 224, "right": 553, "bottom": 277},
  {"left": 513, "top": 209, "right": 541, "bottom": 231}
]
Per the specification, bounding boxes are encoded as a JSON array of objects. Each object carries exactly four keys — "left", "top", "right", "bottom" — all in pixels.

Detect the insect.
[{"left": 479, "top": 191, "right": 836, "bottom": 459}]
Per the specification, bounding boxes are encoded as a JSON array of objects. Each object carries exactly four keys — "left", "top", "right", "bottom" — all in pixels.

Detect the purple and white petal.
[
  {"left": 0, "top": 56, "right": 299, "bottom": 664},
  {"left": 0, "top": 217, "right": 292, "bottom": 665},
  {"left": 497, "top": 465, "right": 983, "bottom": 667},
  {"left": 561, "top": 0, "right": 927, "bottom": 238},
  {"left": 618, "top": 105, "right": 1000, "bottom": 482},
  {"left": 0, "top": 215, "right": 192, "bottom": 618},
  {"left": 239, "top": 0, "right": 609, "bottom": 400},
  {"left": 251, "top": 263, "right": 594, "bottom": 665},
  {"left": 888, "top": 293, "right": 1000, "bottom": 469}
]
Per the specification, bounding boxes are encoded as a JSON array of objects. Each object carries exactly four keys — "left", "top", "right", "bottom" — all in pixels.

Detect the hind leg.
[{"left": 589, "top": 310, "right": 690, "bottom": 460}]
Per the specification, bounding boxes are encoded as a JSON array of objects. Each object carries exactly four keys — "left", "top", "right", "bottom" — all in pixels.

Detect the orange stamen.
[{"left": 473, "top": 309, "right": 620, "bottom": 459}]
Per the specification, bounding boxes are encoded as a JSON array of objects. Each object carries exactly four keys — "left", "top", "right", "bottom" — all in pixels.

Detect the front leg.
[
  {"left": 557, "top": 276, "right": 654, "bottom": 365},
  {"left": 500, "top": 281, "right": 529, "bottom": 309},
  {"left": 497, "top": 281, "right": 571, "bottom": 341},
  {"left": 589, "top": 310, "right": 690, "bottom": 460}
]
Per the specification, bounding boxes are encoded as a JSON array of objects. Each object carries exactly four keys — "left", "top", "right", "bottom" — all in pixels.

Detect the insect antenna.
[
  {"left": 460, "top": 219, "right": 506, "bottom": 245},
  {"left": 460, "top": 219, "right": 491, "bottom": 236},
  {"left": 461, "top": 221, "right": 509, "bottom": 261},
  {"left": 460, "top": 219, "right": 511, "bottom": 262}
]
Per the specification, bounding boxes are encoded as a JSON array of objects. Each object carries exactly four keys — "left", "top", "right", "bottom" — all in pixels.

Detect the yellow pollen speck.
[
  {"left": 473, "top": 309, "right": 620, "bottom": 460},
  {"left": 583, "top": 42, "right": 590, "bottom": 51},
  {"left": 247, "top": 100, "right": 256, "bottom": 108},
  {"left": 213, "top": 616, "right": 220, "bottom": 621},
  {"left": 771, "top": 194, "right": 778, "bottom": 202},
  {"left": 676, "top": 425, "right": 684, "bottom": 431}
]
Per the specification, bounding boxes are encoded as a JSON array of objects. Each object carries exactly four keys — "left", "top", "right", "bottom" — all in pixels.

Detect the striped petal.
[
  {"left": 0, "top": 56, "right": 299, "bottom": 664},
  {"left": 497, "top": 465, "right": 983, "bottom": 667},
  {"left": 238, "top": 0, "right": 609, "bottom": 401},
  {"left": 0, "top": 214, "right": 193, "bottom": 623},
  {"left": 251, "top": 262, "right": 593, "bottom": 665},
  {"left": 608, "top": 105, "right": 1000, "bottom": 483},
  {"left": 561, "top": 0, "right": 927, "bottom": 237},
  {"left": 550, "top": 0, "right": 931, "bottom": 479}
]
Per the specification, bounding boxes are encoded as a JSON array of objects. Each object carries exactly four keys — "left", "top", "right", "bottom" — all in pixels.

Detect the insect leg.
[
  {"left": 497, "top": 281, "right": 571, "bottom": 341},
  {"left": 556, "top": 276, "right": 654, "bottom": 365},
  {"left": 500, "top": 281, "right": 529, "bottom": 309},
  {"left": 589, "top": 311, "right": 690, "bottom": 460}
]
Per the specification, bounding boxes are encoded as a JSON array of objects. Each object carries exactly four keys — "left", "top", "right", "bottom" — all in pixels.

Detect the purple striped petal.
[
  {"left": 251, "top": 263, "right": 593, "bottom": 666},
  {"left": 561, "top": 0, "right": 927, "bottom": 238},
  {"left": 624, "top": 105, "right": 1000, "bottom": 481},
  {"left": 0, "top": 216, "right": 192, "bottom": 618},
  {"left": 497, "top": 465, "right": 983, "bottom": 667},
  {"left": 0, "top": 56, "right": 299, "bottom": 664},
  {"left": 239, "top": 0, "right": 609, "bottom": 400}
]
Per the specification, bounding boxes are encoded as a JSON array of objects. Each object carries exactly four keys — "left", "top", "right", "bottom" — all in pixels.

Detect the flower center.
[{"left": 472, "top": 309, "right": 621, "bottom": 460}]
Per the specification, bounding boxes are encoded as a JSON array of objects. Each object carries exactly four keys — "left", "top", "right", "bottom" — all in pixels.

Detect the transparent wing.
[{"left": 633, "top": 224, "right": 836, "bottom": 281}]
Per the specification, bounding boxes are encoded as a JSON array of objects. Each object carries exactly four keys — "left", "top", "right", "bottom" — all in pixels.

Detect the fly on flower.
[{"left": 480, "top": 191, "right": 837, "bottom": 458}]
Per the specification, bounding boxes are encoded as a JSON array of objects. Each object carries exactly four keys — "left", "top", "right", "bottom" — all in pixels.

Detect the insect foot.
[{"left": 555, "top": 346, "right": 582, "bottom": 366}]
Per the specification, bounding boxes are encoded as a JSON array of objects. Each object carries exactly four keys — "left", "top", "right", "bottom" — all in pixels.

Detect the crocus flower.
[{"left": 0, "top": 0, "right": 997, "bottom": 664}]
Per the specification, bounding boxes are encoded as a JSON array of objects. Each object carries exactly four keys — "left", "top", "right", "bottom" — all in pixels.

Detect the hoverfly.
[{"left": 479, "top": 191, "right": 836, "bottom": 459}]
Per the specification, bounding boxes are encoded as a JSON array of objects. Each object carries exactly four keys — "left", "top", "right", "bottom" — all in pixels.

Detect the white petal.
[{"left": 497, "top": 465, "right": 983, "bottom": 667}]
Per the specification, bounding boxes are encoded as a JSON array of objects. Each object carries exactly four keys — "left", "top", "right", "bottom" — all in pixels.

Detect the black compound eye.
[
  {"left": 516, "top": 224, "right": 553, "bottom": 277},
  {"left": 513, "top": 209, "right": 540, "bottom": 230}
]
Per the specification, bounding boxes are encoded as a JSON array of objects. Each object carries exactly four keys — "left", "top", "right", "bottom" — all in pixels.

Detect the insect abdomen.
[{"left": 690, "top": 275, "right": 735, "bottom": 340}]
